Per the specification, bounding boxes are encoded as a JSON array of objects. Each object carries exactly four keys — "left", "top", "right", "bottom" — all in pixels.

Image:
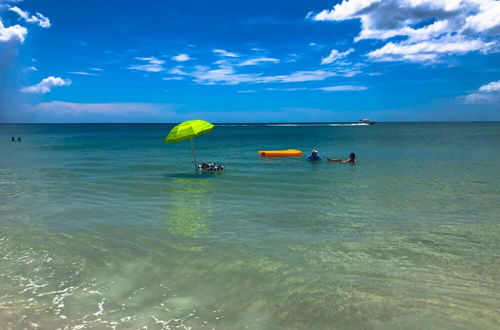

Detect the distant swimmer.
[
  {"left": 327, "top": 152, "right": 357, "bottom": 163},
  {"left": 306, "top": 150, "right": 321, "bottom": 161},
  {"left": 11, "top": 136, "right": 15, "bottom": 142},
  {"left": 18, "top": 137, "right": 21, "bottom": 142}
]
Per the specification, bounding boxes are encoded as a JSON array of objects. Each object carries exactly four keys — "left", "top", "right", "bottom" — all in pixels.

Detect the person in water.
[
  {"left": 306, "top": 150, "right": 321, "bottom": 161},
  {"left": 11, "top": 136, "right": 15, "bottom": 142},
  {"left": 327, "top": 152, "right": 357, "bottom": 163},
  {"left": 18, "top": 137, "right": 21, "bottom": 142},
  {"left": 199, "top": 162, "right": 225, "bottom": 171}
]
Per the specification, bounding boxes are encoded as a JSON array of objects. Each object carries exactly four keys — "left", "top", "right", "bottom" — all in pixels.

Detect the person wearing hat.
[{"left": 306, "top": 150, "right": 321, "bottom": 161}]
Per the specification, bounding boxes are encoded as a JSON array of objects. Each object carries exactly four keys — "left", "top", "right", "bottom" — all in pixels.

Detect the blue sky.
[{"left": 0, "top": 0, "right": 499, "bottom": 122}]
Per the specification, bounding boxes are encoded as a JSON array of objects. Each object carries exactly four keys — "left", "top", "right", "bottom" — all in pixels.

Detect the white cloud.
[
  {"left": 310, "top": 0, "right": 500, "bottom": 63},
  {"left": 464, "top": 0, "right": 500, "bottom": 33},
  {"left": 20, "top": 76, "right": 71, "bottom": 94},
  {"left": 464, "top": 80, "right": 500, "bottom": 104},
  {"left": 190, "top": 65, "right": 261, "bottom": 85},
  {"left": 128, "top": 57, "right": 165, "bottom": 72},
  {"left": 213, "top": 49, "right": 239, "bottom": 57},
  {"left": 22, "top": 65, "right": 37, "bottom": 72},
  {"left": 266, "top": 87, "right": 307, "bottom": 92},
  {"left": 0, "top": 19, "right": 27, "bottom": 43},
  {"left": 237, "top": 57, "right": 280, "bottom": 66},
  {"left": 168, "top": 66, "right": 188, "bottom": 75},
  {"left": 162, "top": 76, "right": 184, "bottom": 81},
  {"left": 9, "top": 6, "right": 51, "bottom": 28},
  {"left": 0, "top": 9, "right": 28, "bottom": 87},
  {"left": 321, "top": 48, "right": 354, "bottom": 64},
  {"left": 266, "top": 85, "right": 368, "bottom": 92},
  {"left": 69, "top": 71, "right": 99, "bottom": 76},
  {"left": 317, "top": 85, "right": 367, "bottom": 91},
  {"left": 367, "top": 35, "right": 493, "bottom": 62},
  {"left": 172, "top": 53, "right": 191, "bottom": 62},
  {"left": 162, "top": 48, "right": 359, "bottom": 85},
  {"left": 261, "top": 70, "right": 337, "bottom": 83},
  {"left": 186, "top": 64, "right": 339, "bottom": 85}
]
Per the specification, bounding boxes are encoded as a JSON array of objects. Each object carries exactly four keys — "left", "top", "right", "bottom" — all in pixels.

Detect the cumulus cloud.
[
  {"left": 0, "top": 20, "right": 27, "bottom": 74},
  {"left": 20, "top": 76, "right": 71, "bottom": 94},
  {"left": 171, "top": 53, "right": 191, "bottom": 62},
  {"left": 321, "top": 48, "right": 354, "bottom": 64},
  {"left": 310, "top": 0, "right": 500, "bottom": 63},
  {"left": 213, "top": 49, "right": 239, "bottom": 57},
  {"left": 478, "top": 80, "right": 500, "bottom": 93},
  {"left": 9, "top": 6, "right": 51, "bottom": 28},
  {"left": 128, "top": 57, "right": 165, "bottom": 72},
  {"left": 0, "top": 19, "right": 27, "bottom": 43},
  {"left": 0, "top": 2, "right": 49, "bottom": 77},
  {"left": 464, "top": 80, "right": 500, "bottom": 104}
]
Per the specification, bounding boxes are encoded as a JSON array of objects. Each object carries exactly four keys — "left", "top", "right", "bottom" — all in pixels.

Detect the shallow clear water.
[{"left": 0, "top": 123, "right": 499, "bottom": 329}]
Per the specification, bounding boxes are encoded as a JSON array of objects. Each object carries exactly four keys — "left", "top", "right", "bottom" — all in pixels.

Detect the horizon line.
[{"left": 1, "top": 120, "right": 500, "bottom": 125}]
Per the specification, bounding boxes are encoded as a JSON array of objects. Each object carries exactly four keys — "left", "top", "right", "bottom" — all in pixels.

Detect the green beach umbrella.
[{"left": 165, "top": 120, "right": 215, "bottom": 168}]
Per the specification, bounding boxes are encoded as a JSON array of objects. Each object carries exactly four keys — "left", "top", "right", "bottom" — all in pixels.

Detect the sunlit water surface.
[{"left": 0, "top": 123, "right": 499, "bottom": 329}]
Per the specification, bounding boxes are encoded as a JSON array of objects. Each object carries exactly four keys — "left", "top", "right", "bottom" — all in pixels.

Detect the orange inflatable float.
[{"left": 258, "top": 149, "right": 303, "bottom": 157}]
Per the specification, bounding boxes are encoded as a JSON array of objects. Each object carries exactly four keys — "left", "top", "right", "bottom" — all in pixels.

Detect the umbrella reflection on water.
[{"left": 164, "top": 178, "right": 214, "bottom": 251}]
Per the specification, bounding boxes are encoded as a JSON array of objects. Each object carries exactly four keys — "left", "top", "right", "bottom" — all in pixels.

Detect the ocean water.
[{"left": 0, "top": 122, "right": 499, "bottom": 329}]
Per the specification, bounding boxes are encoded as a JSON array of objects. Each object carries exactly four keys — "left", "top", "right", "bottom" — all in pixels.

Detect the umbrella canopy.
[
  {"left": 165, "top": 120, "right": 214, "bottom": 144},
  {"left": 165, "top": 120, "right": 215, "bottom": 169}
]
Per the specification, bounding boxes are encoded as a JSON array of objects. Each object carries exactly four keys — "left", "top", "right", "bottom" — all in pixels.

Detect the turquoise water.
[{"left": 0, "top": 123, "right": 499, "bottom": 329}]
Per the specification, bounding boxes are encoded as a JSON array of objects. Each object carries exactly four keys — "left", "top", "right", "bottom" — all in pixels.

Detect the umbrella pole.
[{"left": 190, "top": 138, "right": 197, "bottom": 169}]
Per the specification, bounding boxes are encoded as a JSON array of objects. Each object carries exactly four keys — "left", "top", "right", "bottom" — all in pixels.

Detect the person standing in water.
[
  {"left": 306, "top": 150, "right": 321, "bottom": 161},
  {"left": 18, "top": 137, "right": 21, "bottom": 142},
  {"left": 327, "top": 152, "right": 357, "bottom": 163},
  {"left": 11, "top": 136, "right": 15, "bottom": 142}
]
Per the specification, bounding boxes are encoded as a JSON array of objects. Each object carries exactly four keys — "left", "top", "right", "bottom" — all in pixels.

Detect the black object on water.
[
  {"left": 18, "top": 137, "right": 21, "bottom": 142},
  {"left": 198, "top": 162, "right": 225, "bottom": 172},
  {"left": 11, "top": 136, "right": 15, "bottom": 142}
]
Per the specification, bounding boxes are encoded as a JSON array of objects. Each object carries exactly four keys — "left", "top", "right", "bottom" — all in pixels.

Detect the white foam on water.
[
  {"left": 264, "top": 123, "right": 370, "bottom": 127},
  {"left": 328, "top": 123, "right": 369, "bottom": 126}
]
